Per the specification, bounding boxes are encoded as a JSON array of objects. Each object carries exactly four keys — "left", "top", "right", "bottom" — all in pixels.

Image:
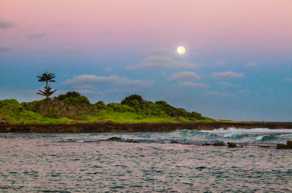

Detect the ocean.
[{"left": 0, "top": 128, "right": 292, "bottom": 192}]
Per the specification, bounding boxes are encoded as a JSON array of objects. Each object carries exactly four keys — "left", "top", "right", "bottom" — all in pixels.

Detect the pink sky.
[
  {"left": 1, "top": 0, "right": 292, "bottom": 54},
  {"left": 1, "top": 1, "right": 292, "bottom": 121}
]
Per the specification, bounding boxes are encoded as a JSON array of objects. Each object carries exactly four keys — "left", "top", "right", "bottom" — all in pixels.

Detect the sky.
[{"left": 1, "top": 0, "right": 292, "bottom": 121}]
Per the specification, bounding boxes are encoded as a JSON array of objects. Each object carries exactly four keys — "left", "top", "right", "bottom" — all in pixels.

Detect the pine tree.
[{"left": 37, "top": 72, "right": 57, "bottom": 99}]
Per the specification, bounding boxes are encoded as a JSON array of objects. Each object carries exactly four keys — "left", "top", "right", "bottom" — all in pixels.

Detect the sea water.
[{"left": 0, "top": 128, "right": 291, "bottom": 192}]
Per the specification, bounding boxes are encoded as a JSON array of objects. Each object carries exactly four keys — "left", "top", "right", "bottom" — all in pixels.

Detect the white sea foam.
[{"left": 202, "top": 128, "right": 292, "bottom": 134}]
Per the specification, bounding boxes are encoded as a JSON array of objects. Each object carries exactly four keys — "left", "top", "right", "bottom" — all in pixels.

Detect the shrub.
[
  {"left": 23, "top": 92, "right": 94, "bottom": 118},
  {"left": 121, "top": 95, "right": 145, "bottom": 106},
  {"left": 0, "top": 99, "right": 22, "bottom": 110},
  {"left": 1, "top": 92, "right": 211, "bottom": 123},
  {"left": 56, "top": 91, "right": 90, "bottom": 105},
  {"left": 107, "top": 103, "right": 135, "bottom": 112},
  {"left": 95, "top": 101, "right": 106, "bottom": 110}
]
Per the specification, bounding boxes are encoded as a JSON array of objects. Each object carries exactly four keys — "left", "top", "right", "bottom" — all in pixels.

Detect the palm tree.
[{"left": 37, "top": 72, "right": 56, "bottom": 99}]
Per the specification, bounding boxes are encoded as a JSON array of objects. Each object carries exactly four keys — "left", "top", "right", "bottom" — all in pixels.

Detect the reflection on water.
[{"left": 0, "top": 128, "right": 291, "bottom": 192}]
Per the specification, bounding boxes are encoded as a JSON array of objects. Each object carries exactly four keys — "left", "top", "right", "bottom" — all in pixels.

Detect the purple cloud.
[
  {"left": 65, "top": 74, "right": 152, "bottom": 88},
  {"left": 180, "top": 81, "right": 208, "bottom": 88},
  {"left": 0, "top": 19, "right": 15, "bottom": 29},
  {"left": 170, "top": 71, "right": 201, "bottom": 81},
  {"left": 127, "top": 49, "right": 198, "bottom": 70},
  {"left": 0, "top": 47, "right": 10, "bottom": 53},
  {"left": 212, "top": 71, "right": 244, "bottom": 79},
  {"left": 27, "top": 33, "right": 47, "bottom": 39}
]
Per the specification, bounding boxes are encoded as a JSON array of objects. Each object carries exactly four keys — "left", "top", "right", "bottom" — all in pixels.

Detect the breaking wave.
[{"left": 50, "top": 128, "right": 292, "bottom": 146}]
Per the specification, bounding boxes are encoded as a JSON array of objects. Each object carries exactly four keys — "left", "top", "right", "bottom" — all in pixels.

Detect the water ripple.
[{"left": 0, "top": 129, "right": 291, "bottom": 192}]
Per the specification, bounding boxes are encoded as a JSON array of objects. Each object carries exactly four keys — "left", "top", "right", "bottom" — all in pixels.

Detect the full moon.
[{"left": 177, "top": 46, "right": 186, "bottom": 55}]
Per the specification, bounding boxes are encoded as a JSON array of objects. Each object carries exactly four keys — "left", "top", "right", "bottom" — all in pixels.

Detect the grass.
[
  {"left": 0, "top": 104, "right": 201, "bottom": 125},
  {"left": 82, "top": 110, "right": 180, "bottom": 124},
  {"left": 0, "top": 99, "right": 72, "bottom": 125}
]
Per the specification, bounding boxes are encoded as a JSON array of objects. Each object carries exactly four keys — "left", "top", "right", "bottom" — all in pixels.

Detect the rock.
[
  {"left": 227, "top": 142, "right": 237, "bottom": 148},
  {"left": 105, "top": 137, "right": 140, "bottom": 143},
  {"left": 106, "top": 137, "right": 123, "bottom": 142},
  {"left": 124, "top": 139, "right": 139, "bottom": 143},
  {"left": 202, "top": 141, "right": 225, "bottom": 146},
  {"left": 277, "top": 141, "right": 292, "bottom": 149},
  {"left": 277, "top": 144, "right": 288, "bottom": 149},
  {"left": 196, "top": 166, "right": 207, "bottom": 171},
  {"left": 213, "top": 141, "right": 225, "bottom": 146},
  {"left": 202, "top": 142, "right": 211, "bottom": 146}
]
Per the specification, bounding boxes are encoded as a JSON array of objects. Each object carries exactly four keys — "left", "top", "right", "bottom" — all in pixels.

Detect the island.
[
  {"left": 1, "top": 92, "right": 292, "bottom": 133},
  {"left": 1, "top": 72, "right": 292, "bottom": 133}
]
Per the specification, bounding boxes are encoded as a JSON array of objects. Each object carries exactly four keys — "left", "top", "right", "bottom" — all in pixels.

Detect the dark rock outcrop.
[
  {"left": 106, "top": 137, "right": 124, "bottom": 142},
  {"left": 277, "top": 141, "right": 292, "bottom": 149},
  {"left": 227, "top": 142, "right": 237, "bottom": 148},
  {"left": 213, "top": 141, "right": 225, "bottom": 146},
  {"left": 202, "top": 141, "right": 225, "bottom": 146}
]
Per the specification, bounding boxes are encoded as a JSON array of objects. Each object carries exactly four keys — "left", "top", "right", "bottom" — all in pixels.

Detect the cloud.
[
  {"left": 284, "top": 77, "right": 292, "bottom": 83},
  {"left": 213, "top": 61, "right": 258, "bottom": 68},
  {"left": 212, "top": 71, "right": 244, "bottom": 79},
  {"left": 0, "top": 47, "right": 10, "bottom": 53},
  {"left": 127, "top": 49, "right": 198, "bottom": 70},
  {"left": 63, "top": 74, "right": 153, "bottom": 99},
  {"left": 27, "top": 33, "right": 47, "bottom": 39},
  {"left": 64, "top": 74, "right": 152, "bottom": 88},
  {"left": 170, "top": 71, "right": 200, "bottom": 81},
  {"left": 0, "top": 19, "right": 15, "bottom": 29},
  {"left": 246, "top": 62, "right": 257, "bottom": 67},
  {"left": 180, "top": 81, "right": 208, "bottom": 88},
  {"left": 205, "top": 91, "right": 232, "bottom": 97}
]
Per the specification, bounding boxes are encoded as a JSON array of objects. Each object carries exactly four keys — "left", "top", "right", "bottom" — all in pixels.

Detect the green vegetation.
[
  {"left": 0, "top": 72, "right": 212, "bottom": 125},
  {"left": 0, "top": 92, "right": 213, "bottom": 125},
  {"left": 0, "top": 99, "right": 72, "bottom": 124}
]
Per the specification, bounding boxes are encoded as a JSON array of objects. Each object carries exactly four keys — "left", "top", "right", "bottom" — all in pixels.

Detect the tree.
[
  {"left": 56, "top": 91, "right": 90, "bottom": 105},
  {"left": 37, "top": 72, "right": 56, "bottom": 99},
  {"left": 121, "top": 95, "right": 144, "bottom": 106}
]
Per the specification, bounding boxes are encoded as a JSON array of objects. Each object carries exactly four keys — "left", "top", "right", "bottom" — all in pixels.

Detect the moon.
[{"left": 177, "top": 46, "right": 186, "bottom": 55}]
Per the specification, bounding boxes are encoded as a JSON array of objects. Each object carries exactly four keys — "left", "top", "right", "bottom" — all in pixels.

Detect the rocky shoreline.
[{"left": 1, "top": 121, "right": 292, "bottom": 133}]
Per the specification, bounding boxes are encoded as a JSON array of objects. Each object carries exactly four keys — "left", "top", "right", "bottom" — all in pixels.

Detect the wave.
[
  {"left": 100, "top": 136, "right": 226, "bottom": 146},
  {"left": 204, "top": 128, "right": 292, "bottom": 134},
  {"left": 223, "top": 132, "right": 250, "bottom": 139},
  {"left": 256, "top": 135, "right": 278, "bottom": 141},
  {"left": 53, "top": 128, "right": 292, "bottom": 145}
]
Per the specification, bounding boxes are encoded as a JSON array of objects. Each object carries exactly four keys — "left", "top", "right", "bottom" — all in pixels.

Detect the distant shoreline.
[{"left": 1, "top": 121, "right": 292, "bottom": 133}]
